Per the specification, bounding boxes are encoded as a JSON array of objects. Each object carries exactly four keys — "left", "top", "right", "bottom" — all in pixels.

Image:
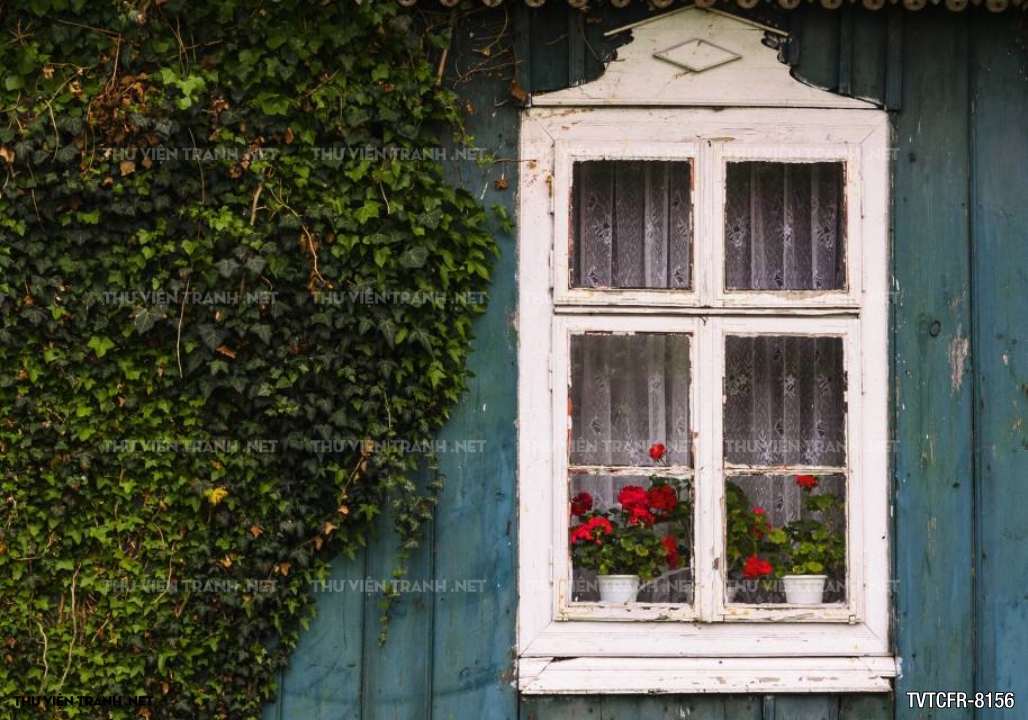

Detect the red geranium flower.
[
  {"left": 742, "top": 554, "right": 773, "bottom": 579},
  {"left": 617, "top": 485, "right": 650, "bottom": 511},
  {"left": 661, "top": 535, "right": 680, "bottom": 568},
  {"left": 647, "top": 485, "right": 678, "bottom": 515},
  {"left": 796, "top": 474, "right": 819, "bottom": 490},
  {"left": 751, "top": 506, "right": 765, "bottom": 515},
  {"left": 627, "top": 505, "right": 656, "bottom": 526},
  {"left": 649, "top": 443, "right": 666, "bottom": 461},
  {"left": 570, "top": 516, "right": 613, "bottom": 544},
  {"left": 571, "top": 492, "right": 593, "bottom": 517}
]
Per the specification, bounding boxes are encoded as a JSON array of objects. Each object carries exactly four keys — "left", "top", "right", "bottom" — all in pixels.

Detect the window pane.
[
  {"left": 725, "top": 473, "right": 847, "bottom": 605},
  {"left": 723, "top": 335, "right": 846, "bottom": 467},
  {"left": 570, "top": 333, "right": 691, "bottom": 467},
  {"left": 572, "top": 160, "right": 692, "bottom": 290},
  {"left": 725, "top": 162, "right": 846, "bottom": 291},
  {"left": 570, "top": 473, "right": 694, "bottom": 605}
]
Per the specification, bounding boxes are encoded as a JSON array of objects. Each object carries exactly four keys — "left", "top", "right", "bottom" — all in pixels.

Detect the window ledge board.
[{"left": 518, "top": 656, "right": 898, "bottom": 695}]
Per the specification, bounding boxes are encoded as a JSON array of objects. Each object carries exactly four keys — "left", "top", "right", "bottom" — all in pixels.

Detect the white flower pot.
[
  {"left": 596, "top": 574, "right": 640, "bottom": 603},
  {"left": 782, "top": 574, "right": 827, "bottom": 604}
]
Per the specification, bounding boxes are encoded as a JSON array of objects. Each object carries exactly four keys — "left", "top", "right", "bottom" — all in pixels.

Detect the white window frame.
[{"left": 517, "top": 106, "right": 893, "bottom": 693}]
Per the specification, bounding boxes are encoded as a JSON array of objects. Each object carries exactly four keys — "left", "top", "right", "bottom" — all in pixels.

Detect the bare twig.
[
  {"left": 35, "top": 620, "right": 50, "bottom": 693},
  {"left": 249, "top": 182, "right": 263, "bottom": 226},
  {"left": 53, "top": 566, "right": 79, "bottom": 694},
  {"left": 176, "top": 275, "right": 190, "bottom": 378}
]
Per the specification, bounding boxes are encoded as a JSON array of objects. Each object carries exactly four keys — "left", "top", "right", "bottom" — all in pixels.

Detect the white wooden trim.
[
  {"left": 519, "top": 656, "right": 897, "bottom": 695},
  {"left": 521, "top": 620, "right": 888, "bottom": 658},
  {"left": 711, "top": 143, "right": 864, "bottom": 308},
  {"left": 534, "top": 7, "right": 874, "bottom": 109},
  {"left": 711, "top": 316, "right": 863, "bottom": 623},
  {"left": 552, "top": 315, "right": 702, "bottom": 622},
  {"left": 553, "top": 141, "right": 700, "bottom": 308}
]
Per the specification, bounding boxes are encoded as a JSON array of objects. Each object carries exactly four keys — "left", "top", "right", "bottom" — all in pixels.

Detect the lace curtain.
[
  {"left": 572, "top": 160, "right": 692, "bottom": 290},
  {"left": 725, "top": 161, "right": 846, "bottom": 291}
]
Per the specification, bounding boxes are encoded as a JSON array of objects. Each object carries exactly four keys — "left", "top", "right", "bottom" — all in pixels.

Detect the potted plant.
[
  {"left": 569, "top": 442, "right": 691, "bottom": 603},
  {"left": 765, "top": 474, "right": 846, "bottom": 604},
  {"left": 724, "top": 480, "right": 774, "bottom": 602}
]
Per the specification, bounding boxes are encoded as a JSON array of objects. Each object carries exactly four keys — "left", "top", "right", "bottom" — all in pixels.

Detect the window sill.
[{"left": 518, "top": 656, "right": 898, "bottom": 695}]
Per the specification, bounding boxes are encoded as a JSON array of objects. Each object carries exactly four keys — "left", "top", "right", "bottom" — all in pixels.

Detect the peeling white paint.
[{"left": 948, "top": 325, "right": 969, "bottom": 393}]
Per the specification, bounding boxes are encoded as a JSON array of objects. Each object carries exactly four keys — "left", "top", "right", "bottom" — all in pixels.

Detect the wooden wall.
[{"left": 263, "top": 5, "right": 1028, "bottom": 719}]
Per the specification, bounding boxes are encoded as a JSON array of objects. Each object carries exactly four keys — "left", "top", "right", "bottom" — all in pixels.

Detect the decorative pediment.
[{"left": 532, "top": 6, "right": 874, "bottom": 109}]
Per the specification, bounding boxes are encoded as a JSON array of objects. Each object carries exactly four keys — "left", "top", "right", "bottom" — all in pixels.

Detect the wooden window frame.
[{"left": 517, "top": 107, "right": 894, "bottom": 693}]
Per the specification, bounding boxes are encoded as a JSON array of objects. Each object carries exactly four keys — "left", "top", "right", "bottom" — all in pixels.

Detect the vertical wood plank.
[
  {"left": 884, "top": 10, "right": 903, "bottom": 111},
  {"left": 527, "top": 2, "right": 572, "bottom": 92},
  {"left": 838, "top": 7, "right": 854, "bottom": 97},
  {"left": 969, "top": 14, "right": 1028, "bottom": 712},
  {"left": 851, "top": 9, "right": 888, "bottom": 106},
  {"left": 433, "top": 15, "right": 519, "bottom": 714},
  {"left": 773, "top": 695, "right": 840, "bottom": 720},
  {"left": 418, "top": 8, "right": 520, "bottom": 718},
  {"left": 790, "top": 7, "right": 841, "bottom": 93},
  {"left": 602, "top": 696, "right": 725, "bottom": 720},
  {"left": 568, "top": 7, "right": 586, "bottom": 86},
  {"left": 360, "top": 506, "right": 433, "bottom": 720},
  {"left": 892, "top": 12, "right": 974, "bottom": 720},
  {"left": 514, "top": 4, "right": 532, "bottom": 100},
  {"left": 261, "top": 551, "right": 365, "bottom": 720},
  {"left": 840, "top": 694, "right": 892, "bottom": 720},
  {"left": 520, "top": 696, "right": 598, "bottom": 720},
  {"left": 724, "top": 695, "right": 763, "bottom": 720}
]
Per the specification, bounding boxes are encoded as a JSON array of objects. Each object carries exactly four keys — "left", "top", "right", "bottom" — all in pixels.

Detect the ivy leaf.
[
  {"left": 379, "top": 318, "right": 397, "bottom": 348},
  {"left": 132, "top": 306, "right": 164, "bottom": 334},
  {"left": 244, "top": 256, "right": 266, "bottom": 273},
  {"left": 215, "top": 259, "right": 240, "bottom": 278},
  {"left": 398, "top": 246, "right": 429, "bottom": 269},
  {"left": 87, "top": 336, "right": 116, "bottom": 358},
  {"left": 198, "top": 324, "right": 226, "bottom": 351},
  {"left": 252, "top": 324, "right": 272, "bottom": 344}
]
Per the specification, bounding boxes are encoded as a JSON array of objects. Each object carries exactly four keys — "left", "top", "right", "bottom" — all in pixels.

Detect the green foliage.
[
  {"left": 724, "top": 480, "right": 772, "bottom": 577},
  {"left": 0, "top": 1, "right": 495, "bottom": 717},
  {"left": 765, "top": 480, "right": 846, "bottom": 577}
]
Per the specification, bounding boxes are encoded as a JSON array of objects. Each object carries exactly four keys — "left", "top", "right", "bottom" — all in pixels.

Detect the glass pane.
[
  {"left": 725, "top": 161, "right": 846, "bottom": 291},
  {"left": 723, "top": 335, "right": 846, "bottom": 467},
  {"left": 572, "top": 160, "right": 692, "bottom": 290},
  {"left": 570, "top": 333, "right": 691, "bottom": 467},
  {"left": 724, "top": 473, "right": 847, "bottom": 605},
  {"left": 570, "top": 473, "right": 694, "bottom": 604}
]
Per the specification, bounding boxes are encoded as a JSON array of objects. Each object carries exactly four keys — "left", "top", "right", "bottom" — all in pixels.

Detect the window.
[
  {"left": 518, "top": 4, "right": 896, "bottom": 691},
  {"left": 516, "top": 7, "right": 895, "bottom": 695},
  {"left": 519, "top": 106, "right": 892, "bottom": 692}
]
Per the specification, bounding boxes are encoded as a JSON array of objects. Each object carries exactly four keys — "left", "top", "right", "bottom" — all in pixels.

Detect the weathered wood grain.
[
  {"left": 970, "top": 14, "right": 1028, "bottom": 714},
  {"left": 360, "top": 508, "right": 433, "bottom": 720},
  {"left": 891, "top": 11, "right": 975, "bottom": 720},
  {"left": 265, "top": 551, "right": 366, "bottom": 720}
]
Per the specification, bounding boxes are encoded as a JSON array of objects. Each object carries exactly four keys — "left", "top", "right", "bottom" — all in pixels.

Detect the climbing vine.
[{"left": 0, "top": 0, "right": 496, "bottom": 716}]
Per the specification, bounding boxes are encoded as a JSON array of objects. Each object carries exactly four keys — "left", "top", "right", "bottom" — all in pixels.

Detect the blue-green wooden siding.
[{"left": 263, "top": 6, "right": 1028, "bottom": 719}]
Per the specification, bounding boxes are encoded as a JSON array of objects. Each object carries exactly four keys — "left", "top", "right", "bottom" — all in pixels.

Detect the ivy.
[{"left": 0, "top": 1, "right": 495, "bottom": 717}]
